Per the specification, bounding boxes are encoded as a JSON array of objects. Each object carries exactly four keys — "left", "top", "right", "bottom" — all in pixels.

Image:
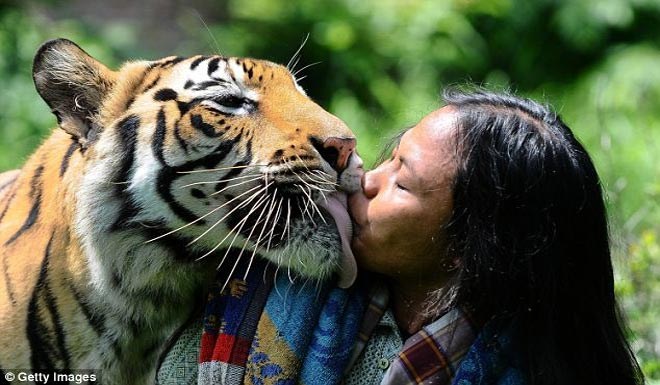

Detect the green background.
[{"left": 0, "top": 0, "right": 658, "bottom": 380}]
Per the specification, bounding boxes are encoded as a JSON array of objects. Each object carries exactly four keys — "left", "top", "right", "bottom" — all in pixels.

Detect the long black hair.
[{"left": 436, "top": 88, "right": 643, "bottom": 385}]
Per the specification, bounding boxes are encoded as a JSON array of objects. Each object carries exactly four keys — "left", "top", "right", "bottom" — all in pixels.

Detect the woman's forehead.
[{"left": 398, "top": 108, "right": 457, "bottom": 189}]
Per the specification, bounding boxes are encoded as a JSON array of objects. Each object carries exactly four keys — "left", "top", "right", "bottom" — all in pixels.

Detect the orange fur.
[{"left": 0, "top": 39, "right": 358, "bottom": 385}]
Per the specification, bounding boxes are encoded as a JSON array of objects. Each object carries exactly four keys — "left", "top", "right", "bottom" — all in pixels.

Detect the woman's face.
[{"left": 348, "top": 107, "right": 458, "bottom": 281}]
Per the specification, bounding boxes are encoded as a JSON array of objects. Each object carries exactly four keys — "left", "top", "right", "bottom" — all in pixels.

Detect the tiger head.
[{"left": 32, "top": 39, "right": 362, "bottom": 287}]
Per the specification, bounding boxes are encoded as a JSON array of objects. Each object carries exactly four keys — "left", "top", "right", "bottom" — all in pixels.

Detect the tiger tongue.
[{"left": 318, "top": 192, "right": 358, "bottom": 289}]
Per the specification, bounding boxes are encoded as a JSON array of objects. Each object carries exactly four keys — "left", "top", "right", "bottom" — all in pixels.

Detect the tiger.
[{"left": 0, "top": 38, "right": 363, "bottom": 385}]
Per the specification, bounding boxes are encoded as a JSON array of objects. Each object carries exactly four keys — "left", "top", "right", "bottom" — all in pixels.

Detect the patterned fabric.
[
  {"left": 157, "top": 317, "right": 203, "bottom": 385},
  {"left": 342, "top": 308, "right": 403, "bottom": 385},
  {"left": 195, "top": 257, "right": 367, "bottom": 385},
  {"left": 244, "top": 274, "right": 367, "bottom": 385},
  {"left": 156, "top": 280, "right": 402, "bottom": 385},
  {"left": 380, "top": 308, "right": 477, "bottom": 385},
  {"left": 345, "top": 280, "right": 390, "bottom": 373},
  {"left": 450, "top": 322, "right": 527, "bottom": 385},
  {"left": 198, "top": 258, "right": 275, "bottom": 384}
]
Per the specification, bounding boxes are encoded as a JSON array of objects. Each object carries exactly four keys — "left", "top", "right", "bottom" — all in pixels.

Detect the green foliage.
[{"left": 0, "top": 0, "right": 658, "bottom": 380}]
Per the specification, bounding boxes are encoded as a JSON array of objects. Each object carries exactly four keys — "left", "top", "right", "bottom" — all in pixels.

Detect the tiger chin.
[{"left": 0, "top": 38, "right": 362, "bottom": 384}]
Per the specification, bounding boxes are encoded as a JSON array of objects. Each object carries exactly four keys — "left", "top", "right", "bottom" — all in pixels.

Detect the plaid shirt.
[
  {"left": 382, "top": 307, "right": 477, "bottom": 384},
  {"left": 346, "top": 281, "right": 477, "bottom": 385}
]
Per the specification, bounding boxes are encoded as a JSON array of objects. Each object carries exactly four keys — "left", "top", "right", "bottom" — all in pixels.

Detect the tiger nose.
[{"left": 320, "top": 137, "right": 356, "bottom": 172}]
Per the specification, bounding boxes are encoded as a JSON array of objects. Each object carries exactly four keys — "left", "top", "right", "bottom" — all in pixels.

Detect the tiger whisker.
[
  {"left": 194, "top": 191, "right": 268, "bottom": 262},
  {"left": 219, "top": 195, "right": 271, "bottom": 293},
  {"left": 207, "top": 191, "right": 269, "bottom": 270},
  {"left": 293, "top": 154, "right": 313, "bottom": 173},
  {"left": 311, "top": 170, "right": 340, "bottom": 186},
  {"left": 309, "top": 176, "right": 340, "bottom": 191},
  {"left": 256, "top": 189, "right": 279, "bottom": 248},
  {"left": 292, "top": 61, "right": 321, "bottom": 78},
  {"left": 286, "top": 33, "right": 309, "bottom": 71},
  {"left": 290, "top": 154, "right": 336, "bottom": 189},
  {"left": 237, "top": 193, "right": 272, "bottom": 280},
  {"left": 242, "top": 191, "right": 279, "bottom": 280},
  {"left": 176, "top": 164, "right": 267, "bottom": 174},
  {"left": 294, "top": 173, "right": 335, "bottom": 193},
  {"left": 287, "top": 255, "right": 295, "bottom": 284},
  {"left": 281, "top": 198, "right": 292, "bottom": 242},
  {"left": 265, "top": 197, "right": 284, "bottom": 253},
  {"left": 179, "top": 174, "right": 261, "bottom": 189},
  {"left": 304, "top": 174, "right": 338, "bottom": 188},
  {"left": 188, "top": 182, "right": 271, "bottom": 247},
  {"left": 144, "top": 184, "right": 262, "bottom": 244},
  {"left": 296, "top": 183, "right": 322, "bottom": 226},
  {"left": 303, "top": 185, "right": 328, "bottom": 225},
  {"left": 190, "top": 9, "right": 222, "bottom": 56},
  {"left": 297, "top": 193, "right": 315, "bottom": 226},
  {"left": 273, "top": 260, "right": 283, "bottom": 298},
  {"left": 305, "top": 184, "right": 335, "bottom": 196},
  {"left": 208, "top": 176, "right": 264, "bottom": 197},
  {"left": 290, "top": 55, "right": 302, "bottom": 76}
]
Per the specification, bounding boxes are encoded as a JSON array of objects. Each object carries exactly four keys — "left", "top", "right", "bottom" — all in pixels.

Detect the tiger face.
[
  {"left": 33, "top": 39, "right": 362, "bottom": 289},
  {"left": 0, "top": 38, "right": 363, "bottom": 383}
]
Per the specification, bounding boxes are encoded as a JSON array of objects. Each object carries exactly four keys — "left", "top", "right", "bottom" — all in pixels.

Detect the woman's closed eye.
[{"left": 395, "top": 181, "right": 409, "bottom": 191}]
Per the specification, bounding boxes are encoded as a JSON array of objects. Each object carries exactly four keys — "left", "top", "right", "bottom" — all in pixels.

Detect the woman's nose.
[{"left": 362, "top": 170, "right": 379, "bottom": 199}]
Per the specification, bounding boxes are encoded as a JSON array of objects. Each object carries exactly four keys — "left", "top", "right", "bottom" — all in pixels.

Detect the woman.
[{"left": 346, "top": 88, "right": 644, "bottom": 385}]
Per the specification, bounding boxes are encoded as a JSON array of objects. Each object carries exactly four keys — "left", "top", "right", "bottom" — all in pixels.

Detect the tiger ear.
[{"left": 33, "top": 38, "right": 118, "bottom": 147}]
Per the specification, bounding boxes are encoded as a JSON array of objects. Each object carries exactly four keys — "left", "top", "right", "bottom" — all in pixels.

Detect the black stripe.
[
  {"left": 0, "top": 188, "right": 16, "bottom": 224},
  {"left": 0, "top": 182, "right": 18, "bottom": 303},
  {"left": 110, "top": 115, "right": 141, "bottom": 231},
  {"left": 41, "top": 246, "right": 72, "bottom": 369},
  {"left": 154, "top": 88, "right": 178, "bottom": 102},
  {"left": 207, "top": 57, "right": 220, "bottom": 76},
  {"left": 214, "top": 138, "right": 252, "bottom": 199},
  {"left": 1, "top": 223, "right": 17, "bottom": 305},
  {"left": 192, "top": 80, "right": 226, "bottom": 91},
  {"left": 190, "top": 56, "right": 209, "bottom": 70},
  {"left": 68, "top": 282, "right": 106, "bottom": 336},
  {"left": 152, "top": 108, "right": 168, "bottom": 166},
  {"left": 152, "top": 109, "right": 202, "bottom": 224},
  {"left": 155, "top": 56, "right": 185, "bottom": 69},
  {"left": 125, "top": 96, "right": 136, "bottom": 111},
  {"left": 190, "top": 114, "right": 223, "bottom": 138},
  {"left": 142, "top": 75, "right": 161, "bottom": 94},
  {"left": 60, "top": 141, "right": 78, "bottom": 177},
  {"left": 154, "top": 133, "right": 244, "bottom": 225},
  {"left": 155, "top": 170, "right": 201, "bottom": 225},
  {"left": 184, "top": 80, "right": 194, "bottom": 89},
  {"left": 177, "top": 101, "right": 191, "bottom": 115},
  {"left": 123, "top": 67, "right": 153, "bottom": 111},
  {"left": 0, "top": 173, "right": 17, "bottom": 193},
  {"left": 5, "top": 164, "right": 44, "bottom": 245},
  {"left": 243, "top": 62, "right": 254, "bottom": 79},
  {"left": 173, "top": 119, "right": 189, "bottom": 156},
  {"left": 27, "top": 235, "right": 71, "bottom": 369}
]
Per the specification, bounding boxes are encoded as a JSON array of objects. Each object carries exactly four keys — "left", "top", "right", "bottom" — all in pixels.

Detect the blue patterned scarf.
[
  {"left": 451, "top": 321, "right": 527, "bottom": 385},
  {"left": 198, "top": 259, "right": 367, "bottom": 385},
  {"left": 244, "top": 274, "right": 367, "bottom": 385}
]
